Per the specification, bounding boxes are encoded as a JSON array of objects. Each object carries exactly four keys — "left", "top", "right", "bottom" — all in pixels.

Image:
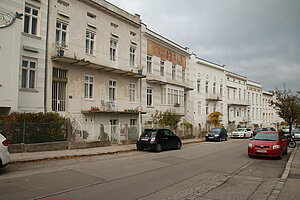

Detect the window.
[
  {"left": 161, "top": 88, "right": 166, "bottom": 104},
  {"left": 129, "top": 83, "right": 135, "bottom": 102},
  {"left": 110, "top": 39, "right": 117, "bottom": 61},
  {"left": 160, "top": 60, "right": 165, "bottom": 76},
  {"left": 130, "top": 46, "right": 136, "bottom": 67},
  {"left": 86, "top": 30, "right": 95, "bottom": 55},
  {"left": 109, "top": 80, "right": 116, "bottom": 101},
  {"left": 228, "top": 88, "right": 230, "bottom": 99},
  {"left": 130, "top": 119, "right": 137, "bottom": 126},
  {"left": 197, "top": 79, "right": 201, "bottom": 93},
  {"left": 233, "top": 89, "right": 236, "bottom": 99},
  {"left": 220, "top": 84, "right": 223, "bottom": 96},
  {"left": 182, "top": 68, "right": 185, "bottom": 82},
  {"left": 84, "top": 76, "right": 94, "bottom": 99},
  {"left": 205, "top": 81, "right": 209, "bottom": 93},
  {"left": 24, "top": 5, "right": 39, "bottom": 35},
  {"left": 52, "top": 68, "right": 67, "bottom": 112},
  {"left": 239, "top": 88, "right": 241, "bottom": 100},
  {"left": 147, "top": 88, "right": 153, "bottom": 106},
  {"left": 147, "top": 56, "right": 152, "bottom": 73},
  {"left": 174, "top": 90, "right": 179, "bottom": 104},
  {"left": 21, "top": 58, "right": 36, "bottom": 89},
  {"left": 56, "top": 20, "right": 68, "bottom": 45},
  {"left": 206, "top": 103, "right": 209, "bottom": 114},
  {"left": 213, "top": 82, "right": 216, "bottom": 94},
  {"left": 172, "top": 64, "right": 176, "bottom": 80},
  {"left": 198, "top": 101, "right": 201, "bottom": 115}
]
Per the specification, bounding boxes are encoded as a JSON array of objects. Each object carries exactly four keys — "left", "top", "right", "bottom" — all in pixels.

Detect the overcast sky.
[{"left": 108, "top": 0, "right": 300, "bottom": 92}]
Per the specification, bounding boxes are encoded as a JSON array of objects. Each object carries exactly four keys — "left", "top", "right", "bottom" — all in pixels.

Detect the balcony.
[
  {"left": 227, "top": 99, "right": 250, "bottom": 106},
  {"left": 206, "top": 93, "right": 222, "bottom": 101}
]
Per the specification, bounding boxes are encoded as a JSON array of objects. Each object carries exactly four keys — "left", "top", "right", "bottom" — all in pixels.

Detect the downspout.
[
  {"left": 138, "top": 20, "right": 143, "bottom": 137},
  {"left": 44, "top": 0, "right": 50, "bottom": 113}
]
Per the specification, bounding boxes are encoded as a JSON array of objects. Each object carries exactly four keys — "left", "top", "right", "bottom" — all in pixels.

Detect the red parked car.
[{"left": 248, "top": 131, "right": 288, "bottom": 159}]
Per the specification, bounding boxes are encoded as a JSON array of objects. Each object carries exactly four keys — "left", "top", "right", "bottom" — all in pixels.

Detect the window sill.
[
  {"left": 22, "top": 32, "right": 42, "bottom": 40},
  {"left": 86, "top": 53, "right": 96, "bottom": 57},
  {"left": 19, "top": 88, "right": 38, "bottom": 93},
  {"left": 84, "top": 98, "right": 95, "bottom": 101},
  {"left": 147, "top": 106, "right": 154, "bottom": 108}
]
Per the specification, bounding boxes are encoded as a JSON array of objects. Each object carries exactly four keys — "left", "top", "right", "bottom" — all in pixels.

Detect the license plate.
[
  {"left": 209, "top": 137, "right": 214, "bottom": 139},
  {"left": 256, "top": 150, "right": 267, "bottom": 153},
  {"left": 141, "top": 137, "right": 149, "bottom": 141}
]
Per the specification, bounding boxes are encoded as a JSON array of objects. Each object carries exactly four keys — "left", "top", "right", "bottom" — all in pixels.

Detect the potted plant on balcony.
[
  {"left": 174, "top": 102, "right": 180, "bottom": 107},
  {"left": 55, "top": 41, "right": 68, "bottom": 56},
  {"left": 90, "top": 106, "right": 100, "bottom": 111}
]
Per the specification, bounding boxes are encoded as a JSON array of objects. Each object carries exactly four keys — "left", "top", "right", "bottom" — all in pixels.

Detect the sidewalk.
[
  {"left": 10, "top": 138, "right": 205, "bottom": 163},
  {"left": 268, "top": 144, "right": 300, "bottom": 200}
]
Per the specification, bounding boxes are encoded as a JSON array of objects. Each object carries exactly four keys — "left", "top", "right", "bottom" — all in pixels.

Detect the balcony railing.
[
  {"left": 205, "top": 93, "right": 222, "bottom": 101},
  {"left": 227, "top": 99, "right": 250, "bottom": 106}
]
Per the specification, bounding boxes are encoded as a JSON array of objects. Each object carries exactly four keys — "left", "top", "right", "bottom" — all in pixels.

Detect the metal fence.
[{"left": 0, "top": 122, "right": 67, "bottom": 144}]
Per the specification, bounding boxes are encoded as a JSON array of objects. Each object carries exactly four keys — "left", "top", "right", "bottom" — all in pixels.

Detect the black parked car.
[
  {"left": 205, "top": 128, "right": 228, "bottom": 142},
  {"left": 136, "top": 129, "right": 182, "bottom": 152}
]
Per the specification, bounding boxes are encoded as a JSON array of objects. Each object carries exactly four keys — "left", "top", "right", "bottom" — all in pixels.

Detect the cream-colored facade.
[
  {"left": 140, "top": 24, "right": 192, "bottom": 125},
  {"left": 46, "top": 0, "right": 144, "bottom": 140},
  {"left": 247, "top": 80, "right": 263, "bottom": 127},
  {"left": 0, "top": 0, "right": 47, "bottom": 114},
  {"left": 188, "top": 55, "right": 227, "bottom": 130},
  {"left": 262, "top": 90, "right": 282, "bottom": 127}
]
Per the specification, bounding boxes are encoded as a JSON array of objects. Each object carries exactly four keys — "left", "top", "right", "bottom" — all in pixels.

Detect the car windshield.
[
  {"left": 292, "top": 129, "right": 300, "bottom": 133},
  {"left": 234, "top": 128, "right": 245, "bottom": 132},
  {"left": 142, "top": 130, "right": 157, "bottom": 137},
  {"left": 210, "top": 128, "right": 221, "bottom": 134},
  {"left": 253, "top": 132, "right": 278, "bottom": 141}
]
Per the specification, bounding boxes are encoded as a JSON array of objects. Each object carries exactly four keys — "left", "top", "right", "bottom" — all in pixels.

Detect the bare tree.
[{"left": 270, "top": 88, "right": 300, "bottom": 136}]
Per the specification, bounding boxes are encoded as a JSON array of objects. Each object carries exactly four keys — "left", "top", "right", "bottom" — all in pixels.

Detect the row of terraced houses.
[{"left": 0, "top": 0, "right": 282, "bottom": 141}]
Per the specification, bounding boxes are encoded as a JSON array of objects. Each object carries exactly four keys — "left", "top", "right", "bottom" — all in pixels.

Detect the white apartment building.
[
  {"left": 189, "top": 55, "right": 227, "bottom": 130},
  {"left": 262, "top": 90, "right": 282, "bottom": 128},
  {"left": 46, "top": 0, "right": 144, "bottom": 140},
  {"left": 0, "top": 0, "right": 47, "bottom": 114},
  {"left": 247, "top": 80, "right": 263, "bottom": 127},
  {"left": 140, "top": 24, "right": 192, "bottom": 126},
  {"left": 226, "top": 71, "right": 250, "bottom": 128}
]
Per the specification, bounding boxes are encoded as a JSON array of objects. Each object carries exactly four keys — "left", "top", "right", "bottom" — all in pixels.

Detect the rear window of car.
[
  {"left": 253, "top": 132, "right": 278, "bottom": 141},
  {"left": 142, "top": 130, "right": 158, "bottom": 137},
  {"left": 210, "top": 128, "right": 221, "bottom": 133}
]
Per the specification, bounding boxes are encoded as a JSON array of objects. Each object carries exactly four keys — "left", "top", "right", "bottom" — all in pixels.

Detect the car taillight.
[
  {"left": 2, "top": 140, "right": 8, "bottom": 146},
  {"left": 151, "top": 137, "right": 156, "bottom": 142}
]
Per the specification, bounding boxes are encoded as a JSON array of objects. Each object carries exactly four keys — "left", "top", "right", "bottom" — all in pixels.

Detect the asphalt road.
[{"left": 0, "top": 139, "right": 290, "bottom": 200}]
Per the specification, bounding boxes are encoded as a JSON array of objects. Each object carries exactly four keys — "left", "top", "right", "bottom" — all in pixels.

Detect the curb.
[
  {"left": 267, "top": 145, "right": 298, "bottom": 200},
  {"left": 10, "top": 139, "right": 205, "bottom": 164}
]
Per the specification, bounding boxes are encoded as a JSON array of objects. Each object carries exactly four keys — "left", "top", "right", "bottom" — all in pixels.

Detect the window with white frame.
[
  {"left": 161, "top": 88, "right": 167, "bottom": 104},
  {"left": 198, "top": 101, "right": 201, "bottom": 115},
  {"left": 84, "top": 75, "right": 94, "bottom": 99},
  {"left": 182, "top": 67, "right": 185, "bottom": 82},
  {"left": 109, "top": 80, "right": 116, "bottom": 101},
  {"left": 179, "top": 91, "right": 184, "bottom": 105},
  {"left": 172, "top": 64, "right": 176, "bottom": 80},
  {"left": 147, "top": 88, "right": 153, "bottom": 106},
  {"left": 130, "top": 46, "right": 136, "bottom": 67},
  {"left": 206, "top": 102, "right": 209, "bottom": 115},
  {"left": 205, "top": 81, "right": 209, "bottom": 93},
  {"left": 147, "top": 55, "right": 152, "bottom": 73},
  {"left": 86, "top": 30, "right": 95, "bottom": 55},
  {"left": 213, "top": 82, "right": 216, "bottom": 94},
  {"left": 110, "top": 39, "right": 117, "bottom": 61},
  {"left": 56, "top": 20, "right": 68, "bottom": 45},
  {"left": 197, "top": 79, "right": 201, "bottom": 93},
  {"left": 21, "top": 58, "right": 37, "bottom": 89},
  {"left": 220, "top": 84, "right": 223, "bottom": 96},
  {"left": 174, "top": 90, "right": 179, "bottom": 104},
  {"left": 129, "top": 83, "right": 135, "bottom": 102},
  {"left": 24, "top": 4, "right": 39, "bottom": 35},
  {"left": 160, "top": 60, "right": 165, "bottom": 76},
  {"left": 239, "top": 88, "right": 241, "bottom": 100}
]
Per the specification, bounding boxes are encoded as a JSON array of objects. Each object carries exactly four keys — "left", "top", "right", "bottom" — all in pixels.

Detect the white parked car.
[
  {"left": 231, "top": 128, "right": 253, "bottom": 138},
  {"left": 0, "top": 134, "right": 10, "bottom": 167}
]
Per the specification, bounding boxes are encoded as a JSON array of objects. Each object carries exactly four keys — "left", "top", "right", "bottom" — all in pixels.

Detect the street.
[{"left": 0, "top": 139, "right": 290, "bottom": 200}]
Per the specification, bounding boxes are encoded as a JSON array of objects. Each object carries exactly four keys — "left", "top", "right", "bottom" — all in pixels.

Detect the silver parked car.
[{"left": 0, "top": 133, "right": 10, "bottom": 167}]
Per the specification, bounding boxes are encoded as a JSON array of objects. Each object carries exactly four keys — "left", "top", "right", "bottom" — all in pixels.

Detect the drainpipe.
[{"left": 44, "top": 0, "right": 50, "bottom": 113}]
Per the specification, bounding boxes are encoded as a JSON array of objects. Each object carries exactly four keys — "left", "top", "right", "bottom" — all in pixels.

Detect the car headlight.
[
  {"left": 248, "top": 143, "right": 253, "bottom": 148},
  {"left": 205, "top": 133, "right": 209, "bottom": 136},
  {"left": 273, "top": 145, "right": 280, "bottom": 149},
  {"left": 214, "top": 134, "right": 219, "bottom": 137}
]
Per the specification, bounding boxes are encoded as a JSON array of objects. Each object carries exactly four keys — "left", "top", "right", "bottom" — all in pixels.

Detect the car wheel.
[
  {"left": 225, "top": 136, "right": 227, "bottom": 141},
  {"left": 218, "top": 137, "right": 221, "bottom": 142},
  {"left": 176, "top": 141, "right": 182, "bottom": 150},
  {"left": 284, "top": 147, "right": 288, "bottom": 155},
  {"left": 137, "top": 146, "right": 143, "bottom": 151},
  {"left": 243, "top": 134, "right": 246, "bottom": 139},
  {"left": 155, "top": 143, "right": 162, "bottom": 152},
  {"left": 248, "top": 154, "right": 253, "bottom": 158}
]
